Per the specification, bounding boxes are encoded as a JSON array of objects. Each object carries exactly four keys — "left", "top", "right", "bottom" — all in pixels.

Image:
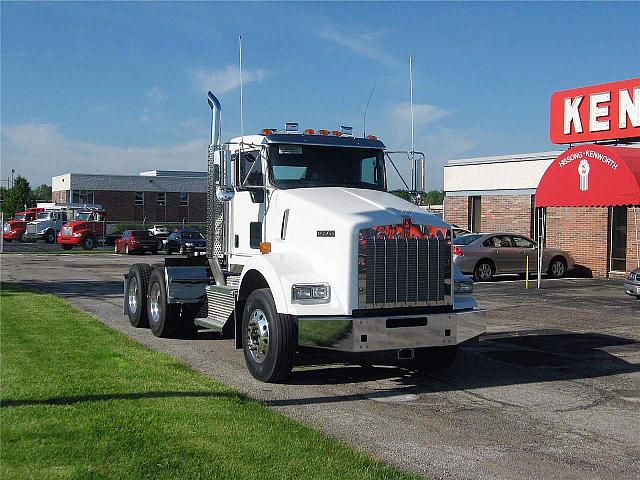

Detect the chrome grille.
[
  {"left": 61, "top": 226, "right": 72, "bottom": 236},
  {"left": 358, "top": 227, "right": 452, "bottom": 308},
  {"left": 26, "top": 224, "right": 37, "bottom": 234}
]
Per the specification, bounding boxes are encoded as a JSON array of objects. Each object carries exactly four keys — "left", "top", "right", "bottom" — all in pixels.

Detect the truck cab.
[
  {"left": 2, "top": 209, "right": 43, "bottom": 242},
  {"left": 58, "top": 208, "right": 106, "bottom": 250},
  {"left": 123, "top": 92, "right": 485, "bottom": 383},
  {"left": 24, "top": 209, "right": 68, "bottom": 243}
]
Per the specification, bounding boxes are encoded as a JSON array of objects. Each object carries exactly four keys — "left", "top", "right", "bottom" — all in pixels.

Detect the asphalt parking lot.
[{"left": 2, "top": 251, "right": 639, "bottom": 480}]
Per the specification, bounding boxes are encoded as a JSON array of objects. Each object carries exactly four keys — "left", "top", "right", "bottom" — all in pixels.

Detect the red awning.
[{"left": 536, "top": 144, "right": 640, "bottom": 207}]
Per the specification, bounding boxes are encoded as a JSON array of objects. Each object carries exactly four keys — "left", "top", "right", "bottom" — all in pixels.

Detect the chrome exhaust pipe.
[{"left": 207, "top": 91, "right": 222, "bottom": 146}]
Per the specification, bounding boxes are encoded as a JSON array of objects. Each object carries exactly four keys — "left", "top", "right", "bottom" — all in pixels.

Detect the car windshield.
[
  {"left": 132, "top": 230, "right": 153, "bottom": 238},
  {"left": 453, "top": 234, "right": 483, "bottom": 245},
  {"left": 183, "top": 231, "right": 204, "bottom": 240},
  {"left": 36, "top": 212, "right": 52, "bottom": 220},
  {"left": 268, "top": 144, "right": 385, "bottom": 190}
]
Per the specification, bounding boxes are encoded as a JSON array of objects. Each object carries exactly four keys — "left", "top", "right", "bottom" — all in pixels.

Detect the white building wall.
[{"left": 444, "top": 151, "right": 563, "bottom": 194}]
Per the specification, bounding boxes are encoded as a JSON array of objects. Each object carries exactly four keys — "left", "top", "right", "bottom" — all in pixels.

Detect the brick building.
[
  {"left": 52, "top": 170, "right": 206, "bottom": 228},
  {"left": 443, "top": 148, "right": 640, "bottom": 278}
]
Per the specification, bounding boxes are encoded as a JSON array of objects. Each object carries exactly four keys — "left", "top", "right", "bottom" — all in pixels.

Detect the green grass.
[{"left": 0, "top": 283, "right": 420, "bottom": 480}]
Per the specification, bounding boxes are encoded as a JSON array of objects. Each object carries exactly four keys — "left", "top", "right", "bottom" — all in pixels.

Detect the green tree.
[
  {"left": 31, "top": 184, "right": 52, "bottom": 202},
  {"left": 422, "top": 190, "right": 445, "bottom": 205},
  {"left": 1, "top": 176, "right": 32, "bottom": 219},
  {"left": 390, "top": 190, "right": 412, "bottom": 202}
]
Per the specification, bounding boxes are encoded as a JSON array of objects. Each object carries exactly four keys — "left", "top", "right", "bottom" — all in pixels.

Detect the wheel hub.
[
  {"left": 246, "top": 308, "right": 270, "bottom": 363},
  {"left": 149, "top": 283, "right": 161, "bottom": 323},
  {"left": 128, "top": 277, "right": 138, "bottom": 314}
]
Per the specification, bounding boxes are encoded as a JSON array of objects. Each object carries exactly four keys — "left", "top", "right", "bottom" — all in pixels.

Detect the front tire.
[
  {"left": 242, "top": 288, "right": 296, "bottom": 383},
  {"left": 474, "top": 260, "right": 494, "bottom": 282},
  {"left": 179, "top": 245, "right": 185, "bottom": 255},
  {"left": 44, "top": 230, "right": 56, "bottom": 244},
  {"left": 548, "top": 257, "right": 567, "bottom": 279},
  {"left": 61, "top": 244, "right": 73, "bottom": 251},
  {"left": 127, "top": 263, "right": 152, "bottom": 328},
  {"left": 82, "top": 235, "right": 96, "bottom": 250},
  {"left": 147, "top": 268, "right": 179, "bottom": 338},
  {"left": 4, "top": 238, "right": 11, "bottom": 243},
  {"left": 407, "top": 345, "right": 459, "bottom": 373}
]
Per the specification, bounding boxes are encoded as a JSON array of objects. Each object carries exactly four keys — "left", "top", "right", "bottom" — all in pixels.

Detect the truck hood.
[{"left": 273, "top": 187, "right": 448, "bottom": 230}]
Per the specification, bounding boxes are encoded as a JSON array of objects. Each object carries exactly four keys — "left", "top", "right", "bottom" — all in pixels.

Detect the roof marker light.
[
  {"left": 331, "top": 130, "right": 342, "bottom": 137},
  {"left": 261, "top": 128, "right": 274, "bottom": 136},
  {"left": 318, "top": 129, "right": 330, "bottom": 136},
  {"left": 304, "top": 128, "right": 315, "bottom": 135},
  {"left": 340, "top": 126, "right": 353, "bottom": 136},
  {"left": 366, "top": 134, "right": 378, "bottom": 140},
  {"left": 285, "top": 122, "right": 299, "bottom": 133}
]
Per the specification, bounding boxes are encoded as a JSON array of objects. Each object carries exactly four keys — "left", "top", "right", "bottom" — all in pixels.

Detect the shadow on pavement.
[{"left": 266, "top": 331, "right": 639, "bottom": 406}]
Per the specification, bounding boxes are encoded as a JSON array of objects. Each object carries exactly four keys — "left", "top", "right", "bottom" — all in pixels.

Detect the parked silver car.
[
  {"left": 453, "top": 233, "right": 575, "bottom": 282},
  {"left": 624, "top": 268, "right": 640, "bottom": 300}
]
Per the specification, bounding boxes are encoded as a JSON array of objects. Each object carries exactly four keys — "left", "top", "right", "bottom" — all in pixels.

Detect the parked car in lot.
[
  {"left": 165, "top": 229, "right": 206, "bottom": 255},
  {"left": 114, "top": 230, "right": 158, "bottom": 255},
  {"left": 624, "top": 268, "right": 640, "bottom": 299},
  {"left": 453, "top": 233, "right": 575, "bottom": 281},
  {"left": 451, "top": 224, "right": 472, "bottom": 238},
  {"left": 148, "top": 225, "right": 170, "bottom": 250}
]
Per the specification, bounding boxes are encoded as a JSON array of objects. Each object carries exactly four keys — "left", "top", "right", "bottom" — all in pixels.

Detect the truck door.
[{"left": 231, "top": 149, "right": 266, "bottom": 259}]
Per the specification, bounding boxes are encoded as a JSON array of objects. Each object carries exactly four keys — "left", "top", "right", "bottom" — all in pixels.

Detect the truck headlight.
[
  {"left": 185, "top": 242, "right": 193, "bottom": 247},
  {"left": 292, "top": 284, "right": 330, "bottom": 303},
  {"left": 454, "top": 280, "right": 474, "bottom": 294},
  {"left": 3, "top": 224, "right": 9, "bottom": 232}
]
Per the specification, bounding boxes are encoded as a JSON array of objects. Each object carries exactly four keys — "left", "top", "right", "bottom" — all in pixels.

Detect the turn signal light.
[
  {"left": 259, "top": 242, "right": 271, "bottom": 254},
  {"left": 367, "top": 134, "right": 378, "bottom": 140},
  {"left": 261, "top": 129, "right": 274, "bottom": 136},
  {"left": 318, "top": 129, "right": 330, "bottom": 136},
  {"left": 331, "top": 130, "right": 342, "bottom": 137},
  {"left": 452, "top": 246, "right": 464, "bottom": 256},
  {"left": 304, "top": 128, "right": 315, "bottom": 135}
]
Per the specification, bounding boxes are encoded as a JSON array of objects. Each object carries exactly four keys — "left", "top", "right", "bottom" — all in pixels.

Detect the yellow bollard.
[{"left": 525, "top": 256, "right": 529, "bottom": 289}]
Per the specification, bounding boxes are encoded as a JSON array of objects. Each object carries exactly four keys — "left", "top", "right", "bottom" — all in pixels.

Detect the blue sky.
[{"left": 2, "top": 1, "right": 639, "bottom": 190}]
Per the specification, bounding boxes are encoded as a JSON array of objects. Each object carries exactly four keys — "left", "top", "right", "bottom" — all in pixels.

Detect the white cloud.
[
  {"left": 1, "top": 122, "right": 206, "bottom": 187},
  {"left": 191, "top": 65, "right": 269, "bottom": 94},
  {"left": 146, "top": 86, "right": 167, "bottom": 101},
  {"left": 318, "top": 28, "right": 400, "bottom": 68},
  {"left": 390, "top": 102, "right": 450, "bottom": 130}
]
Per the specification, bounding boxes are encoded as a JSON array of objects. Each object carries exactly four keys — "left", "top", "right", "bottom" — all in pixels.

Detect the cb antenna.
[
  {"left": 363, "top": 82, "right": 376, "bottom": 137},
  {"left": 239, "top": 35, "right": 244, "bottom": 147},
  {"left": 409, "top": 53, "right": 416, "bottom": 192}
]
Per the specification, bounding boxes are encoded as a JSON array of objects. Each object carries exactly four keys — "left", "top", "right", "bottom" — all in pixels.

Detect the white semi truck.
[{"left": 123, "top": 92, "right": 485, "bottom": 382}]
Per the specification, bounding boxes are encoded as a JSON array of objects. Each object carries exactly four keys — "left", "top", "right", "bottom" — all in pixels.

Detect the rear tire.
[
  {"left": 147, "top": 268, "right": 179, "bottom": 338},
  {"left": 407, "top": 345, "right": 459, "bottom": 373},
  {"left": 473, "top": 260, "right": 494, "bottom": 282},
  {"left": 547, "top": 257, "right": 567, "bottom": 279},
  {"left": 44, "top": 229, "right": 56, "bottom": 244},
  {"left": 127, "top": 264, "right": 152, "bottom": 328},
  {"left": 242, "top": 288, "right": 296, "bottom": 383}
]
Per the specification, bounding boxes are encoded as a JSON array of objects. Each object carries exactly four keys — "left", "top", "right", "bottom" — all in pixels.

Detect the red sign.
[
  {"left": 550, "top": 78, "right": 640, "bottom": 144},
  {"left": 536, "top": 144, "right": 640, "bottom": 207}
]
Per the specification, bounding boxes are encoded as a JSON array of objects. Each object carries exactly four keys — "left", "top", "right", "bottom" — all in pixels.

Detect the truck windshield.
[
  {"left": 14, "top": 214, "right": 27, "bottom": 221},
  {"left": 36, "top": 213, "right": 51, "bottom": 220},
  {"left": 75, "top": 213, "right": 92, "bottom": 221},
  {"left": 268, "top": 144, "right": 385, "bottom": 190}
]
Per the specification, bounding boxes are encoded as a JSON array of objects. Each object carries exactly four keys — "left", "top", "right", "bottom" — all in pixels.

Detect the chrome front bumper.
[{"left": 297, "top": 308, "right": 486, "bottom": 352}]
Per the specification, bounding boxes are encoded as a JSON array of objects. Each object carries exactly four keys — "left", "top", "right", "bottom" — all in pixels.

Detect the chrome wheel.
[
  {"left": 478, "top": 263, "right": 492, "bottom": 280},
  {"left": 149, "top": 282, "right": 161, "bottom": 324},
  {"left": 127, "top": 276, "right": 138, "bottom": 315},
  {"left": 246, "top": 308, "right": 270, "bottom": 363},
  {"left": 551, "top": 260, "right": 565, "bottom": 278}
]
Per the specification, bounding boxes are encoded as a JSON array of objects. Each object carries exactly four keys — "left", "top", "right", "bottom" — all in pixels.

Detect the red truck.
[
  {"left": 2, "top": 208, "right": 44, "bottom": 242},
  {"left": 57, "top": 208, "right": 107, "bottom": 250}
]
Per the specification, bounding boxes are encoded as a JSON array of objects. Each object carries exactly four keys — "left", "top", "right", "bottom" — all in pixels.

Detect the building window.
[
  {"left": 179, "top": 192, "right": 189, "bottom": 206},
  {"left": 609, "top": 206, "right": 627, "bottom": 272},
  {"left": 72, "top": 190, "right": 94, "bottom": 205},
  {"left": 468, "top": 196, "right": 481, "bottom": 233},
  {"left": 134, "top": 192, "right": 144, "bottom": 206},
  {"left": 157, "top": 192, "right": 166, "bottom": 206}
]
